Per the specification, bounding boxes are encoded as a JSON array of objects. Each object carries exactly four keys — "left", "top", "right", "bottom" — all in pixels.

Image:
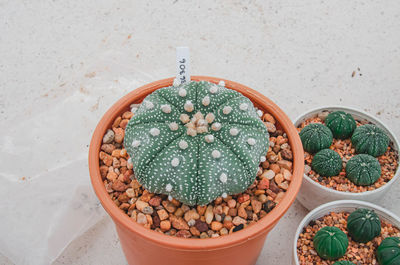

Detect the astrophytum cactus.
[{"left": 124, "top": 80, "right": 269, "bottom": 206}]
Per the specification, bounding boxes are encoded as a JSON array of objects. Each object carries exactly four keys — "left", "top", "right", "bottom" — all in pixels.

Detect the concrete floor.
[{"left": 1, "top": 1, "right": 400, "bottom": 264}]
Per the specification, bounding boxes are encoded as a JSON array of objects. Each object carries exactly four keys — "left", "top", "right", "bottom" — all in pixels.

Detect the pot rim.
[
  {"left": 89, "top": 76, "right": 304, "bottom": 250},
  {"left": 293, "top": 105, "right": 400, "bottom": 197},
  {"left": 292, "top": 199, "right": 400, "bottom": 265}
]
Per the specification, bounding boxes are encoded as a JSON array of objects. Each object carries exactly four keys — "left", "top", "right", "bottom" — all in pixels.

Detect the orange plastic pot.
[{"left": 89, "top": 76, "right": 304, "bottom": 265}]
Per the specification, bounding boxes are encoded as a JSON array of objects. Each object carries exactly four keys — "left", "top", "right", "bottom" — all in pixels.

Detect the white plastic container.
[
  {"left": 292, "top": 200, "right": 400, "bottom": 265},
  {"left": 294, "top": 106, "right": 400, "bottom": 210}
]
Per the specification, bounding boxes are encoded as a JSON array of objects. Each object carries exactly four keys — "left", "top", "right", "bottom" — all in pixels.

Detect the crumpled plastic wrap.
[{"left": 0, "top": 50, "right": 158, "bottom": 265}]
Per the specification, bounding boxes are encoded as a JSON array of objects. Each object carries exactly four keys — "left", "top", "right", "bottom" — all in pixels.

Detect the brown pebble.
[
  {"left": 184, "top": 209, "right": 200, "bottom": 222},
  {"left": 113, "top": 128, "right": 125, "bottom": 143},
  {"left": 211, "top": 221, "right": 223, "bottom": 231},
  {"left": 228, "top": 208, "right": 237, "bottom": 217},
  {"left": 149, "top": 196, "right": 162, "bottom": 207},
  {"left": 251, "top": 200, "right": 262, "bottom": 214},
  {"left": 269, "top": 164, "right": 281, "bottom": 174},
  {"left": 227, "top": 199, "right": 236, "bottom": 208},
  {"left": 190, "top": 226, "right": 201, "bottom": 236},
  {"left": 157, "top": 209, "right": 169, "bottom": 221},
  {"left": 160, "top": 220, "right": 171, "bottom": 231},
  {"left": 281, "top": 149, "right": 293, "bottom": 160},
  {"left": 137, "top": 213, "right": 147, "bottom": 225},
  {"left": 170, "top": 215, "right": 189, "bottom": 230},
  {"left": 194, "top": 220, "right": 208, "bottom": 232},
  {"left": 238, "top": 206, "right": 248, "bottom": 219},
  {"left": 197, "top": 205, "right": 207, "bottom": 216},
  {"left": 176, "top": 230, "right": 191, "bottom": 238},
  {"left": 277, "top": 160, "right": 292, "bottom": 170},
  {"left": 162, "top": 201, "right": 177, "bottom": 213},
  {"left": 135, "top": 200, "right": 149, "bottom": 212},
  {"left": 232, "top": 216, "right": 247, "bottom": 226},
  {"left": 112, "top": 180, "right": 127, "bottom": 192}
]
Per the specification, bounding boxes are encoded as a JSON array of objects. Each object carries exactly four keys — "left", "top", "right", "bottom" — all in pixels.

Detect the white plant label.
[{"left": 176, "top": 47, "right": 190, "bottom": 84}]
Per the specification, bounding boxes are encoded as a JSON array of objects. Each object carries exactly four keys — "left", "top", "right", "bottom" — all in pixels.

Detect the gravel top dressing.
[
  {"left": 99, "top": 106, "right": 293, "bottom": 238},
  {"left": 298, "top": 113, "right": 398, "bottom": 193}
]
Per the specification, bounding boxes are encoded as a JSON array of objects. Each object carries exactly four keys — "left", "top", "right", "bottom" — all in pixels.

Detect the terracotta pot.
[{"left": 89, "top": 76, "right": 304, "bottom": 265}]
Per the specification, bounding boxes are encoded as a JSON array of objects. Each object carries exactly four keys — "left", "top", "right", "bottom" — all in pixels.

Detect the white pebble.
[
  {"left": 239, "top": 103, "right": 248, "bottom": 111},
  {"left": 210, "top": 85, "right": 218, "bottom": 94},
  {"left": 219, "top": 173, "right": 228, "bottom": 183},
  {"left": 169, "top": 122, "right": 179, "bottom": 131},
  {"left": 166, "top": 183, "right": 173, "bottom": 192},
  {"left": 247, "top": 138, "right": 256, "bottom": 146},
  {"left": 149, "top": 128, "right": 160, "bottom": 136},
  {"left": 257, "top": 110, "right": 263, "bottom": 117},
  {"left": 173, "top": 78, "right": 180, "bottom": 87},
  {"left": 221, "top": 192, "right": 227, "bottom": 198},
  {"left": 205, "top": 113, "right": 215, "bottom": 123},
  {"left": 178, "top": 88, "right": 187, "bottom": 97},
  {"left": 202, "top": 96, "right": 210, "bottom": 106},
  {"left": 229, "top": 128, "right": 239, "bottom": 136},
  {"left": 211, "top": 122, "right": 221, "bottom": 131},
  {"left": 180, "top": 114, "right": 190, "bottom": 123},
  {"left": 131, "top": 140, "right": 141, "bottom": 148},
  {"left": 223, "top": 106, "right": 232, "bottom": 115},
  {"left": 212, "top": 150, "right": 221, "bottom": 159},
  {"left": 218, "top": 80, "right": 225, "bottom": 86},
  {"left": 179, "top": 140, "right": 188, "bottom": 149},
  {"left": 127, "top": 157, "right": 132, "bottom": 164},
  {"left": 205, "top": 135, "right": 214, "bottom": 143},
  {"left": 260, "top": 156, "right": 266, "bottom": 162},
  {"left": 144, "top": 101, "right": 154, "bottom": 110},
  {"left": 168, "top": 195, "right": 173, "bottom": 201},
  {"left": 171, "top": 158, "right": 180, "bottom": 167},
  {"left": 184, "top": 101, "right": 194, "bottom": 112},
  {"left": 161, "top": 104, "right": 171, "bottom": 113}
]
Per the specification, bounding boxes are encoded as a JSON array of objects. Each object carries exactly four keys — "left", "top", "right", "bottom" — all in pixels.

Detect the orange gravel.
[
  {"left": 297, "top": 211, "right": 400, "bottom": 265},
  {"left": 297, "top": 116, "right": 399, "bottom": 193}
]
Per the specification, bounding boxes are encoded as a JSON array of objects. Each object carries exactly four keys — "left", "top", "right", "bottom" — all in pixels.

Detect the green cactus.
[
  {"left": 311, "top": 149, "right": 343, "bottom": 177},
  {"left": 313, "top": 226, "right": 349, "bottom": 260},
  {"left": 333, "top": 261, "right": 356, "bottom": 265},
  {"left": 345, "top": 154, "right": 381, "bottom": 186},
  {"left": 347, "top": 208, "right": 381, "bottom": 243},
  {"left": 377, "top": 237, "right": 400, "bottom": 265},
  {"left": 124, "top": 81, "right": 269, "bottom": 206},
  {"left": 299, "top": 123, "right": 333, "bottom": 153},
  {"left": 325, "top": 111, "right": 356, "bottom": 139},
  {"left": 351, "top": 124, "right": 390, "bottom": 157}
]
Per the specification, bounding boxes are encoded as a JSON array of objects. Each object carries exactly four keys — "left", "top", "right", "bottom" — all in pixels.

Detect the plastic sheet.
[{"left": 0, "top": 50, "right": 157, "bottom": 265}]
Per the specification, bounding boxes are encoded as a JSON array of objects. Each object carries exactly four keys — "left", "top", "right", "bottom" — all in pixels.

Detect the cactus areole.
[{"left": 124, "top": 81, "right": 270, "bottom": 206}]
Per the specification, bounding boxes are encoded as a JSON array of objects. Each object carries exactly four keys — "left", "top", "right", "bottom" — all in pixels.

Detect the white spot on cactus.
[
  {"left": 169, "top": 122, "right": 179, "bottom": 131},
  {"left": 221, "top": 192, "right": 227, "bottom": 198},
  {"left": 247, "top": 138, "right": 256, "bottom": 146},
  {"left": 205, "top": 113, "right": 215, "bottom": 123},
  {"left": 179, "top": 140, "right": 188, "bottom": 149},
  {"left": 180, "top": 114, "right": 190, "bottom": 123},
  {"left": 144, "top": 101, "right": 154, "bottom": 110},
  {"left": 260, "top": 156, "right": 266, "bottom": 162},
  {"left": 196, "top": 126, "right": 208, "bottom": 134},
  {"left": 173, "top": 78, "right": 180, "bottom": 87},
  {"left": 212, "top": 150, "right": 221, "bottom": 159},
  {"left": 223, "top": 106, "right": 232, "bottom": 115},
  {"left": 166, "top": 183, "right": 173, "bottom": 192},
  {"left": 239, "top": 103, "right": 248, "bottom": 111},
  {"left": 229, "top": 128, "right": 239, "bottom": 136},
  {"left": 184, "top": 100, "right": 194, "bottom": 112},
  {"left": 202, "top": 96, "right": 210, "bottom": 106},
  {"left": 210, "top": 85, "right": 218, "bottom": 94},
  {"left": 218, "top": 80, "right": 225, "bottom": 86},
  {"left": 178, "top": 88, "right": 187, "bottom": 97},
  {"left": 187, "top": 127, "right": 197, "bottom": 137},
  {"left": 168, "top": 195, "right": 173, "bottom": 201},
  {"left": 161, "top": 104, "right": 171, "bottom": 113},
  {"left": 171, "top": 158, "right": 180, "bottom": 167},
  {"left": 205, "top": 134, "right": 214, "bottom": 143},
  {"left": 131, "top": 140, "right": 141, "bottom": 148},
  {"left": 149, "top": 128, "right": 160, "bottom": 136},
  {"left": 127, "top": 157, "right": 132, "bottom": 164},
  {"left": 219, "top": 173, "right": 228, "bottom": 183},
  {"left": 211, "top": 122, "right": 221, "bottom": 131},
  {"left": 257, "top": 110, "right": 263, "bottom": 117}
]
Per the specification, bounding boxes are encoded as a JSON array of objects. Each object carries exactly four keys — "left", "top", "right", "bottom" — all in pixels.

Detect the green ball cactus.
[
  {"left": 377, "top": 237, "right": 400, "bottom": 265},
  {"left": 124, "top": 80, "right": 269, "bottom": 206},
  {"left": 299, "top": 123, "right": 333, "bottom": 153},
  {"left": 311, "top": 149, "right": 342, "bottom": 177},
  {"left": 333, "top": 261, "right": 356, "bottom": 265},
  {"left": 345, "top": 154, "right": 381, "bottom": 186},
  {"left": 313, "top": 226, "right": 349, "bottom": 260},
  {"left": 325, "top": 111, "right": 356, "bottom": 139},
  {"left": 347, "top": 208, "right": 381, "bottom": 243},
  {"left": 351, "top": 124, "right": 390, "bottom": 157}
]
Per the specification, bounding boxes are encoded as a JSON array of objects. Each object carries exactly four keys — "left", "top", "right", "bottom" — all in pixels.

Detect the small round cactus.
[
  {"left": 299, "top": 123, "right": 333, "bottom": 153},
  {"left": 347, "top": 208, "right": 381, "bottom": 243},
  {"left": 377, "top": 237, "right": 400, "bottom": 265},
  {"left": 325, "top": 111, "right": 356, "bottom": 139},
  {"left": 351, "top": 124, "right": 389, "bottom": 157},
  {"left": 345, "top": 154, "right": 381, "bottom": 186},
  {"left": 124, "top": 81, "right": 269, "bottom": 206},
  {"left": 313, "top": 226, "right": 349, "bottom": 260},
  {"left": 312, "top": 149, "right": 342, "bottom": 177},
  {"left": 333, "top": 261, "right": 356, "bottom": 265}
]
